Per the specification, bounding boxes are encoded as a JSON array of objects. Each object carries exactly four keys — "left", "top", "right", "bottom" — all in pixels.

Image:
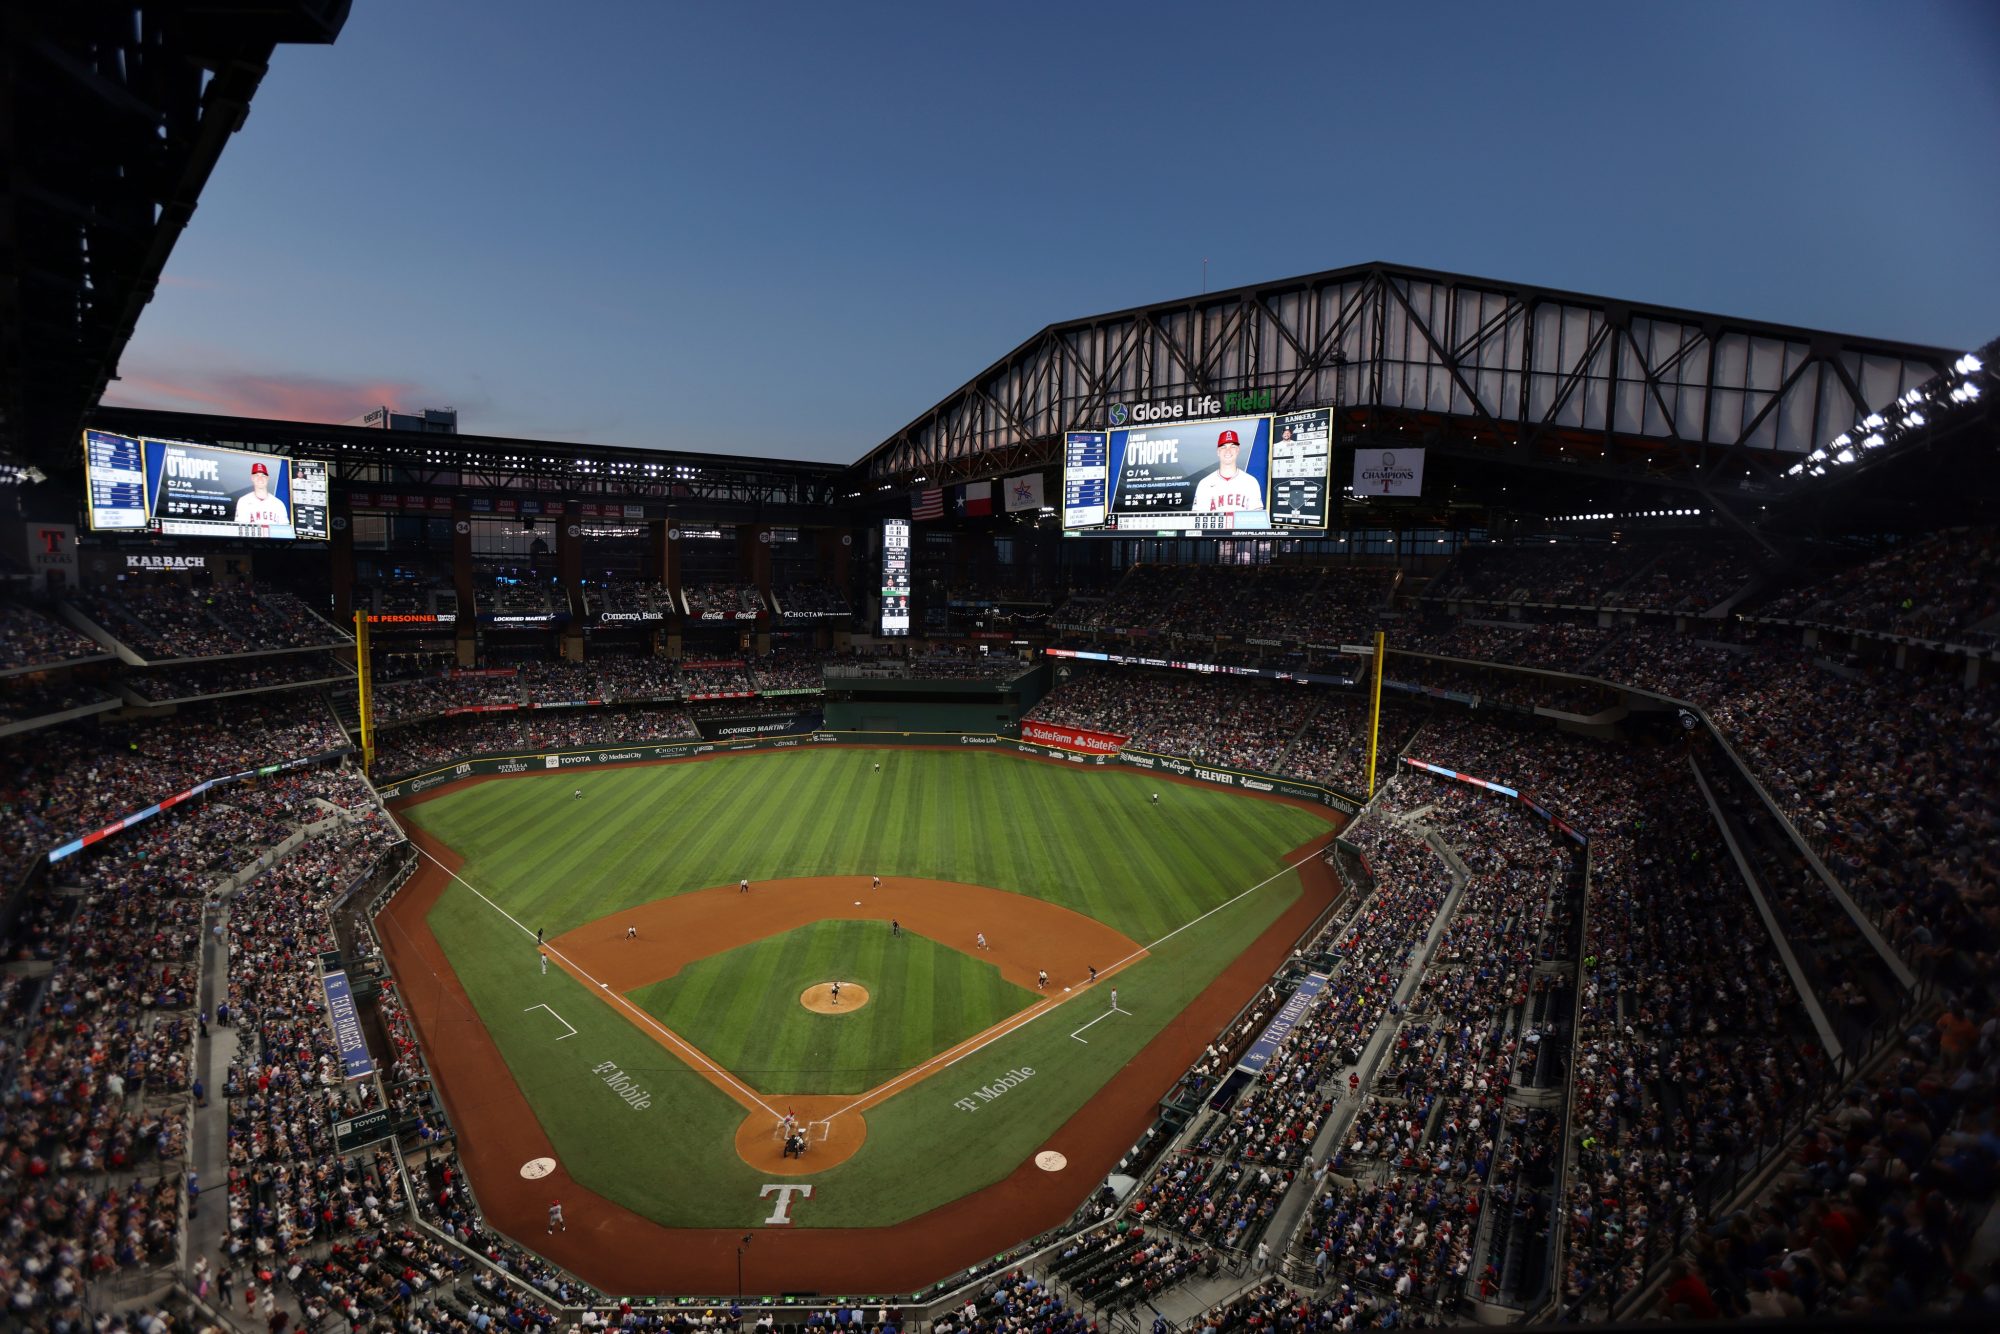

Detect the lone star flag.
[
  {"left": 956, "top": 480, "right": 993, "bottom": 517},
  {"left": 1003, "top": 472, "right": 1044, "bottom": 512}
]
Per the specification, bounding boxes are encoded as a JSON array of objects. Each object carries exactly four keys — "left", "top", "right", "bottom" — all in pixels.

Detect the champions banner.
[
  {"left": 1019, "top": 720, "right": 1129, "bottom": 755},
  {"left": 321, "top": 969, "right": 375, "bottom": 1081},
  {"left": 1354, "top": 447, "right": 1425, "bottom": 497},
  {"left": 1237, "top": 972, "right": 1330, "bottom": 1074}
]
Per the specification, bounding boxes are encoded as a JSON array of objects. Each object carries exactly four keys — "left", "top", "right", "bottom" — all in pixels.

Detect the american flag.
[{"left": 911, "top": 487, "right": 944, "bottom": 520}]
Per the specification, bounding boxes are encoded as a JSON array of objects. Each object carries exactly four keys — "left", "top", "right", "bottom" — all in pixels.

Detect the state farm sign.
[{"left": 1020, "top": 721, "right": 1129, "bottom": 755}]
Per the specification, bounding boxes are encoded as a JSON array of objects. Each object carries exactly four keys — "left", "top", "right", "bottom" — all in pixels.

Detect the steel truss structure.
[
  {"left": 857, "top": 261, "right": 1954, "bottom": 500},
  {"left": 3, "top": 1, "right": 349, "bottom": 470},
  {"left": 88, "top": 406, "right": 846, "bottom": 516}
]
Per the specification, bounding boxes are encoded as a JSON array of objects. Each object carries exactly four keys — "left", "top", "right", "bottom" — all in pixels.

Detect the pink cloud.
[{"left": 104, "top": 363, "right": 455, "bottom": 425}]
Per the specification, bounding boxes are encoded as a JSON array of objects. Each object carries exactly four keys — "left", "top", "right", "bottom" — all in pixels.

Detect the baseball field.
[{"left": 377, "top": 745, "right": 1341, "bottom": 1293}]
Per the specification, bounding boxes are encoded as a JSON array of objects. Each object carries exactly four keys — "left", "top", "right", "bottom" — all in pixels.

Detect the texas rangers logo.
[
  {"left": 38, "top": 528, "right": 65, "bottom": 556},
  {"left": 1011, "top": 479, "right": 1036, "bottom": 504},
  {"left": 1108, "top": 403, "right": 1129, "bottom": 426}
]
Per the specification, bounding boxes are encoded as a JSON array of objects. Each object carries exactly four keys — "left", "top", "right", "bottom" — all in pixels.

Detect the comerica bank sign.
[{"left": 1108, "top": 389, "right": 1272, "bottom": 427}]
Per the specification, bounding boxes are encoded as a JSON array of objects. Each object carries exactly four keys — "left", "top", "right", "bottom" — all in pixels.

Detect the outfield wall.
[{"left": 373, "top": 729, "right": 1360, "bottom": 813}]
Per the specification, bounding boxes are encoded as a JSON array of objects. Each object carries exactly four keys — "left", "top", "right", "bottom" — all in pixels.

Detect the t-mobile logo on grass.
[
  {"left": 953, "top": 1066, "right": 1036, "bottom": 1113},
  {"left": 590, "top": 1061, "right": 653, "bottom": 1111}
]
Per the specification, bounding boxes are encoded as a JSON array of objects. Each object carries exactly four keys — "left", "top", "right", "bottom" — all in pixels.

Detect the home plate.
[
  {"left": 1035, "top": 1151, "right": 1068, "bottom": 1172},
  {"left": 520, "top": 1157, "right": 556, "bottom": 1179}
]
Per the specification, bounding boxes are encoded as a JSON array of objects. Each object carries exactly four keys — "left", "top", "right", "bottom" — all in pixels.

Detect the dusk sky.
[{"left": 104, "top": 0, "right": 2000, "bottom": 464}]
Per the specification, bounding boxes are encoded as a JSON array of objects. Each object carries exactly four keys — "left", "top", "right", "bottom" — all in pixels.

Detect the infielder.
[
  {"left": 1191, "top": 429, "right": 1265, "bottom": 521},
  {"left": 976, "top": 932, "right": 989, "bottom": 951},
  {"left": 871, "top": 875, "right": 881, "bottom": 890},
  {"left": 739, "top": 878, "right": 749, "bottom": 894},
  {"left": 233, "top": 461, "right": 287, "bottom": 528}
]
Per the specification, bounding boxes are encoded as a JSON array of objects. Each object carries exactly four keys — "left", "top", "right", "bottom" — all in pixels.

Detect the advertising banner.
[
  {"left": 321, "top": 969, "right": 375, "bottom": 1081},
  {"left": 694, "top": 711, "right": 825, "bottom": 741},
  {"left": 1353, "top": 447, "right": 1425, "bottom": 497},
  {"left": 1019, "top": 720, "right": 1129, "bottom": 755},
  {"left": 1237, "top": 972, "right": 1329, "bottom": 1074}
]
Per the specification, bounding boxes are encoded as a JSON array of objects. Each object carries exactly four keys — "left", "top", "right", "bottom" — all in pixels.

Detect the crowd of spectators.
[
  {"left": 124, "top": 654, "right": 352, "bottom": 704},
  {"left": 679, "top": 660, "right": 756, "bottom": 696},
  {"left": 0, "top": 599, "right": 106, "bottom": 670},
  {"left": 0, "top": 699, "right": 349, "bottom": 885},
  {"left": 0, "top": 677, "right": 117, "bottom": 724},
  {"left": 374, "top": 672, "right": 520, "bottom": 725},
  {"left": 590, "top": 655, "right": 683, "bottom": 701},
  {"left": 371, "top": 705, "right": 699, "bottom": 776},
  {"left": 71, "top": 584, "right": 348, "bottom": 660},
  {"left": 909, "top": 644, "right": 1030, "bottom": 681},
  {"left": 1060, "top": 564, "right": 1392, "bottom": 646},
  {"left": 773, "top": 581, "right": 850, "bottom": 617},
  {"left": 752, "top": 646, "right": 826, "bottom": 691},
  {"left": 588, "top": 581, "right": 672, "bottom": 619},
  {"left": 682, "top": 584, "right": 765, "bottom": 619},
  {"left": 1428, "top": 543, "right": 1658, "bottom": 606},
  {"left": 1758, "top": 526, "right": 2000, "bottom": 644}
]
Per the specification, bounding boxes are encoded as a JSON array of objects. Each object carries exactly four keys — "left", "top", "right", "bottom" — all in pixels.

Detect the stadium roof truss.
[
  {"left": 2, "top": 1, "right": 350, "bottom": 471},
  {"left": 89, "top": 406, "right": 846, "bottom": 514},
  {"left": 856, "top": 261, "right": 1953, "bottom": 506}
]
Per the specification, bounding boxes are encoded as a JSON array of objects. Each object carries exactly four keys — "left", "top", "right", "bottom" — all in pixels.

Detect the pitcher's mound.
[{"left": 801, "top": 982, "right": 870, "bottom": 1014}]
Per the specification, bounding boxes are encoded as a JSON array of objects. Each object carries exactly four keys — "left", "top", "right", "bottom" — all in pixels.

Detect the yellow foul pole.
[
  {"left": 354, "top": 611, "right": 375, "bottom": 774},
  {"left": 1365, "top": 629, "right": 1386, "bottom": 798}
]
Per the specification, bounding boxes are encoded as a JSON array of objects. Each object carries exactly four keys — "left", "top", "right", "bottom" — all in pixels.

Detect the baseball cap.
[
  {"left": 250, "top": 462, "right": 269, "bottom": 476},
  {"left": 1216, "top": 430, "right": 1240, "bottom": 448}
]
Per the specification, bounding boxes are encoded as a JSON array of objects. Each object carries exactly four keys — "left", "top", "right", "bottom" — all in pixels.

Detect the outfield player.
[
  {"left": 233, "top": 461, "right": 287, "bottom": 527},
  {"left": 1151, "top": 792, "right": 1159, "bottom": 804},
  {"left": 1191, "top": 429, "right": 1264, "bottom": 522},
  {"left": 547, "top": 1200, "right": 566, "bottom": 1233}
]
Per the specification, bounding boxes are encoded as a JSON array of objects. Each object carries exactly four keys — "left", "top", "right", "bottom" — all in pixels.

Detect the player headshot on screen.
[
  {"left": 1192, "top": 429, "right": 1264, "bottom": 518},
  {"left": 234, "top": 462, "right": 287, "bottom": 527}
]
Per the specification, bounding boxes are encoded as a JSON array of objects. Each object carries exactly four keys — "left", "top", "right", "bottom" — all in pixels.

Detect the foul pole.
[
  {"left": 1365, "top": 629, "right": 1385, "bottom": 798},
  {"left": 354, "top": 611, "right": 375, "bottom": 774}
]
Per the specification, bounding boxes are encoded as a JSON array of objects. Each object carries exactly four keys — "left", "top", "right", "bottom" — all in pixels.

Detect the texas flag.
[{"left": 955, "top": 480, "right": 993, "bottom": 517}]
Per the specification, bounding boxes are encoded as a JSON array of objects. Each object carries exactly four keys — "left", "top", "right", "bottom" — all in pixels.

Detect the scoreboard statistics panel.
[
  {"left": 1268, "top": 408, "right": 1332, "bottom": 529},
  {"left": 1063, "top": 403, "right": 1333, "bottom": 534},
  {"left": 880, "top": 518, "right": 911, "bottom": 636},
  {"left": 82, "top": 431, "right": 327, "bottom": 541}
]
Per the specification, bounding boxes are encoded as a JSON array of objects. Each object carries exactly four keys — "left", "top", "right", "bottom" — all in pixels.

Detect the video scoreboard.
[{"left": 1063, "top": 404, "right": 1333, "bottom": 534}]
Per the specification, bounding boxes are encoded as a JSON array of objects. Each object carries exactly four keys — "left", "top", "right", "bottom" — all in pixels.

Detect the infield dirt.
[{"left": 378, "top": 756, "right": 1343, "bottom": 1294}]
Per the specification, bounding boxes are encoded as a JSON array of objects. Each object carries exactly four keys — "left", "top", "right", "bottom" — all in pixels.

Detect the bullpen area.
[{"left": 376, "top": 745, "right": 1342, "bottom": 1294}]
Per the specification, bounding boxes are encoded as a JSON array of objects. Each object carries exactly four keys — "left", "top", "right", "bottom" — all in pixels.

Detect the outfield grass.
[
  {"left": 627, "top": 921, "right": 1038, "bottom": 1095},
  {"left": 403, "top": 749, "right": 1334, "bottom": 1229},
  {"left": 401, "top": 748, "right": 1325, "bottom": 942}
]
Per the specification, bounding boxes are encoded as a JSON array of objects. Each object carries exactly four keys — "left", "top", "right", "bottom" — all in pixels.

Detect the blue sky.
[{"left": 104, "top": 0, "right": 2000, "bottom": 463}]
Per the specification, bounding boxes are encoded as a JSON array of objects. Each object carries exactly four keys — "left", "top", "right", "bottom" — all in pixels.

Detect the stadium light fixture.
[
  {"left": 1956, "top": 353, "right": 1983, "bottom": 375},
  {"left": 1835, "top": 448, "right": 1856, "bottom": 465}
]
